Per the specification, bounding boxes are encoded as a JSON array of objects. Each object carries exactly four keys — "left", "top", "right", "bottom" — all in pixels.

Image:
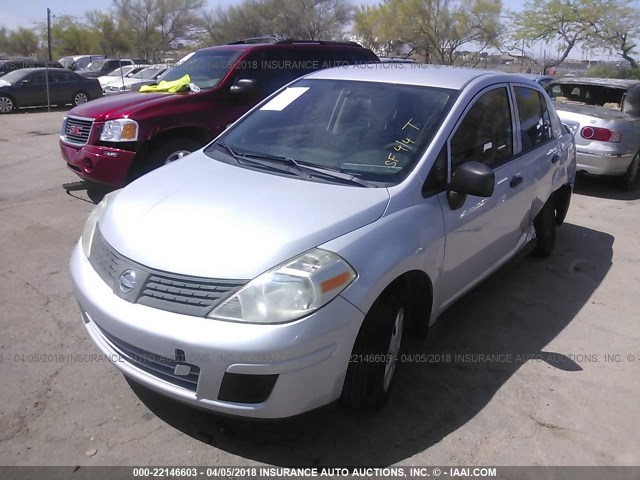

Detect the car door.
[
  {"left": 52, "top": 70, "right": 78, "bottom": 103},
  {"left": 438, "top": 84, "right": 539, "bottom": 307},
  {"left": 18, "top": 71, "right": 48, "bottom": 107},
  {"left": 511, "top": 83, "right": 563, "bottom": 215}
]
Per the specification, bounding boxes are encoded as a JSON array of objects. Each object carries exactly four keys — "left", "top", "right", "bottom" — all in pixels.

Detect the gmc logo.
[{"left": 69, "top": 125, "right": 84, "bottom": 136}]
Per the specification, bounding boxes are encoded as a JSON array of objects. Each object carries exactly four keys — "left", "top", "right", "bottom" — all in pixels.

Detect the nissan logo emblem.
[{"left": 119, "top": 269, "right": 137, "bottom": 293}]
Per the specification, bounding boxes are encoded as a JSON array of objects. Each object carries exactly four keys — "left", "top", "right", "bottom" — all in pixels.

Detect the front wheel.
[
  {"left": 342, "top": 285, "right": 406, "bottom": 410},
  {"left": 0, "top": 95, "right": 15, "bottom": 113},
  {"left": 72, "top": 91, "right": 89, "bottom": 106},
  {"left": 532, "top": 196, "right": 556, "bottom": 257},
  {"left": 149, "top": 137, "right": 201, "bottom": 170}
]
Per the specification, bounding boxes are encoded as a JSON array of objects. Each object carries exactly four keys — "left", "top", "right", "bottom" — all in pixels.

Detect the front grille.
[
  {"left": 63, "top": 116, "right": 93, "bottom": 145},
  {"left": 98, "top": 326, "right": 200, "bottom": 392},
  {"left": 89, "top": 227, "right": 247, "bottom": 316},
  {"left": 138, "top": 274, "right": 245, "bottom": 317}
]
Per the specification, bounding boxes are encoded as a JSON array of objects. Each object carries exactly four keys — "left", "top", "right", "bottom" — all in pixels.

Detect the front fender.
[{"left": 321, "top": 196, "right": 445, "bottom": 322}]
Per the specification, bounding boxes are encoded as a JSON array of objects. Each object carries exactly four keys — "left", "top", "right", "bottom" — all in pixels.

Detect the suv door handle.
[
  {"left": 551, "top": 154, "right": 560, "bottom": 164},
  {"left": 510, "top": 176, "right": 523, "bottom": 188}
]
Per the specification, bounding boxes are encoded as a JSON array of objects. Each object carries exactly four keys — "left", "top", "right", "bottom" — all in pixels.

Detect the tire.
[
  {"left": 72, "top": 91, "right": 89, "bottom": 106},
  {"left": 533, "top": 196, "right": 556, "bottom": 257},
  {"left": 149, "top": 137, "right": 201, "bottom": 170},
  {"left": 342, "top": 285, "right": 407, "bottom": 410},
  {"left": 0, "top": 95, "right": 15, "bottom": 114},
  {"left": 621, "top": 151, "right": 640, "bottom": 191}
]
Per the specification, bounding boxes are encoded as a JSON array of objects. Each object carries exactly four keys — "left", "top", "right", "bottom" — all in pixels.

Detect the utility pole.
[{"left": 47, "top": 8, "right": 52, "bottom": 61}]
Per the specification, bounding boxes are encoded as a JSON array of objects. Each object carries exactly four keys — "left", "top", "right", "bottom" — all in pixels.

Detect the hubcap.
[
  {"left": 0, "top": 97, "right": 13, "bottom": 113},
  {"left": 165, "top": 150, "right": 191, "bottom": 165},
  {"left": 75, "top": 93, "right": 88, "bottom": 105},
  {"left": 383, "top": 307, "right": 404, "bottom": 392}
]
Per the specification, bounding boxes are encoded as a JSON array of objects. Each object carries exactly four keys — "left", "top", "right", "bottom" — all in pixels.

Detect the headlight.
[
  {"left": 100, "top": 119, "right": 138, "bottom": 142},
  {"left": 208, "top": 249, "right": 356, "bottom": 324},
  {"left": 80, "top": 190, "right": 120, "bottom": 257}
]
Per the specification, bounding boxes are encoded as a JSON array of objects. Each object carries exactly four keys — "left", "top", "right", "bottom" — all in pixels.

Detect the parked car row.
[
  {"left": 65, "top": 39, "right": 578, "bottom": 419},
  {"left": 0, "top": 68, "right": 101, "bottom": 113}
]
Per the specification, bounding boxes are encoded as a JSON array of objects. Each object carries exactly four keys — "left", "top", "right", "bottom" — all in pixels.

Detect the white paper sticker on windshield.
[{"left": 260, "top": 87, "right": 310, "bottom": 111}]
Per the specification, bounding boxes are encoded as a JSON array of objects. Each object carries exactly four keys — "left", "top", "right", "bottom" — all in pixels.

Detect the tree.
[
  {"left": 593, "top": 0, "right": 640, "bottom": 68},
  {"left": 0, "top": 26, "right": 9, "bottom": 55},
  {"left": 86, "top": 10, "right": 132, "bottom": 57},
  {"left": 199, "top": 0, "right": 355, "bottom": 46},
  {"left": 353, "top": 0, "right": 502, "bottom": 64},
  {"left": 508, "top": 0, "right": 609, "bottom": 71},
  {"left": 113, "top": 0, "right": 205, "bottom": 60},
  {"left": 8, "top": 27, "right": 40, "bottom": 56},
  {"left": 45, "top": 15, "right": 99, "bottom": 57}
]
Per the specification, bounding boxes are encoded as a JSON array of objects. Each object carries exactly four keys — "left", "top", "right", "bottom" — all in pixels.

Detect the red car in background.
[{"left": 60, "top": 39, "right": 379, "bottom": 187}]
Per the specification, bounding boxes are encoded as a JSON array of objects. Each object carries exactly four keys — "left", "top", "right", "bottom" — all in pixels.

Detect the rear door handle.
[
  {"left": 551, "top": 154, "right": 560, "bottom": 164},
  {"left": 510, "top": 176, "right": 523, "bottom": 188}
]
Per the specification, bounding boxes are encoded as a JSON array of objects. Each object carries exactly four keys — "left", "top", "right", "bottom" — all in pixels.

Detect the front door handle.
[
  {"left": 551, "top": 154, "right": 560, "bottom": 164},
  {"left": 510, "top": 176, "right": 523, "bottom": 188}
]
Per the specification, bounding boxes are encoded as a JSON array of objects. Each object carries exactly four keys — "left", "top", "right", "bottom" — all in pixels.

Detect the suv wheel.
[{"left": 150, "top": 137, "right": 201, "bottom": 169}]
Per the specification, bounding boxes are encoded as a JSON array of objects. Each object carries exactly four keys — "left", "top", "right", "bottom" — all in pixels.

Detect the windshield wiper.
[{"left": 215, "top": 143, "right": 374, "bottom": 187}]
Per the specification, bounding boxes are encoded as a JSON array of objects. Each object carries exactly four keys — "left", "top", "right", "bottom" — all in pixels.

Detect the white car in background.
[
  {"left": 103, "top": 65, "right": 169, "bottom": 95},
  {"left": 98, "top": 65, "right": 146, "bottom": 89}
]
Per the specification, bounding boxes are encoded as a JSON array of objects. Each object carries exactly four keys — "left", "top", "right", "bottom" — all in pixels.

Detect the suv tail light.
[{"left": 580, "top": 126, "right": 622, "bottom": 143}]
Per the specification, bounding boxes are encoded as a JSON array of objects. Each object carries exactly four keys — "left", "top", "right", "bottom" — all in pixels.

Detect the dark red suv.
[{"left": 60, "top": 39, "right": 379, "bottom": 187}]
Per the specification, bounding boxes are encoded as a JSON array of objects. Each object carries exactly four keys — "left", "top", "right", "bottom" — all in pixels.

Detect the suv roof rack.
[{"left": 227, "top": 37, "right": 363, "bottom": 47}]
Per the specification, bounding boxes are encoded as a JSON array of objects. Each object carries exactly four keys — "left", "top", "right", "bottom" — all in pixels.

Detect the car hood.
[
  {"left": 68, "top": 90, "right": 191, "bottom": 120},
  {"left": 99, "top": 153, "right": 390, "bottom": 280}
]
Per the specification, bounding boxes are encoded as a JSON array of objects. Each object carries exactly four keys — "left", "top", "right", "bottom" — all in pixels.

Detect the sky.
[
  {"left": 0, "top": 0, "right": 608, "bottom": 61},
  {"left": 1, "top": 0, "right": 526, "bottom": 29}
]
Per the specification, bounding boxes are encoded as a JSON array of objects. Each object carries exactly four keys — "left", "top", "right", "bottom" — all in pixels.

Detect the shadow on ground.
[
  {"left": 574, "top": 173, "right": 640, "bottom": 201},
  {"left": 128, "top": 222, "right": 613, "bottom": 466}
]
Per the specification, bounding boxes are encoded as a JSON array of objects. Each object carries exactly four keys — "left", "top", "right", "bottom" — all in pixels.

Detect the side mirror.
[
  {"left": 230, "top": 78, "right": 256, "bottom": 94},
  {"left": 447, "top": 161, "right": 495, "bottom": 210},
  {"left": 20, "top": 79, "right": 29, "bottom": 85}
]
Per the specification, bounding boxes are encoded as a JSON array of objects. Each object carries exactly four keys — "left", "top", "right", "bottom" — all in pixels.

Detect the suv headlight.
[
  {"left": 100, "top": 119, "right": 138, "bottom": 142},
  {"left": 208, "top": 249, "right": 356, "bottom": 324},
  {"left": 80, "top": 190, "right": 120, "bottom": 257}
]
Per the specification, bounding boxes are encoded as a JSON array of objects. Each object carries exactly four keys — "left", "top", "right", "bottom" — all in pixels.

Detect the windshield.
[
  {"left": 208, "top": 79, "right": 455, "bottom": 185},
  {"left": 158, "top": 49, "right": 242, "bottom": 89},
  {"left": 106, "top": 65, "right": 136, "bottom": 77},
  {"left": 0, "top": 69, "right": 29, "bottom": 84},
  {"left": 131, "top": 66, "right": 166, "bottom": 80}
]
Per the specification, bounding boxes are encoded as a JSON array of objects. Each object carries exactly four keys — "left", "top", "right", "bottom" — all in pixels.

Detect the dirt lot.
[{"left": 0, "top": 111, "right": 638, "bottom": 467}]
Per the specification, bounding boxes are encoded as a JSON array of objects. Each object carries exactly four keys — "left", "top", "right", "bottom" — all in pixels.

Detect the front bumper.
[
  {"left": 576, "top": 150, "right": 635, "bottom": 176},
  {"left": 60, "top": 141, "right": 137, "bottom": 187},
  {"left": 70, "top": 243, "right": 365, "bottom": 418}
]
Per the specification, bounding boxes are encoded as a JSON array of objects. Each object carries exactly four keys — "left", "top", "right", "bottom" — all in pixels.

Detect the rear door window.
[{"left": 514, "top": 86, "right": 552, "bottom": 152}]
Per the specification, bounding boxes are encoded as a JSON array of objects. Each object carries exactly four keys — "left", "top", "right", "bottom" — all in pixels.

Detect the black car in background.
[
  {"left": 0, "top": 58, "right": 63, "bottom": 77},
  {"left": 0, "top": 68, "right": 102, "bottom": 113}
]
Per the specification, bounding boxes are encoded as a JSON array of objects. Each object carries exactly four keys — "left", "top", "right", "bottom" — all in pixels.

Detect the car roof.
[
  {"left": 5, "top": 67, "right": 66, "bottom": 74},
  {"left": 305, "top": 64, "right": 510, "bottom": 90},
  {"left": 549, "top": 77, "right": 640, "bottom": 88},
  {"left": 199, "top": 42, "right": 368, "bottom": 53},
  {"left": 513, "top": 73, "right": 553, "bottom": 81}
]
